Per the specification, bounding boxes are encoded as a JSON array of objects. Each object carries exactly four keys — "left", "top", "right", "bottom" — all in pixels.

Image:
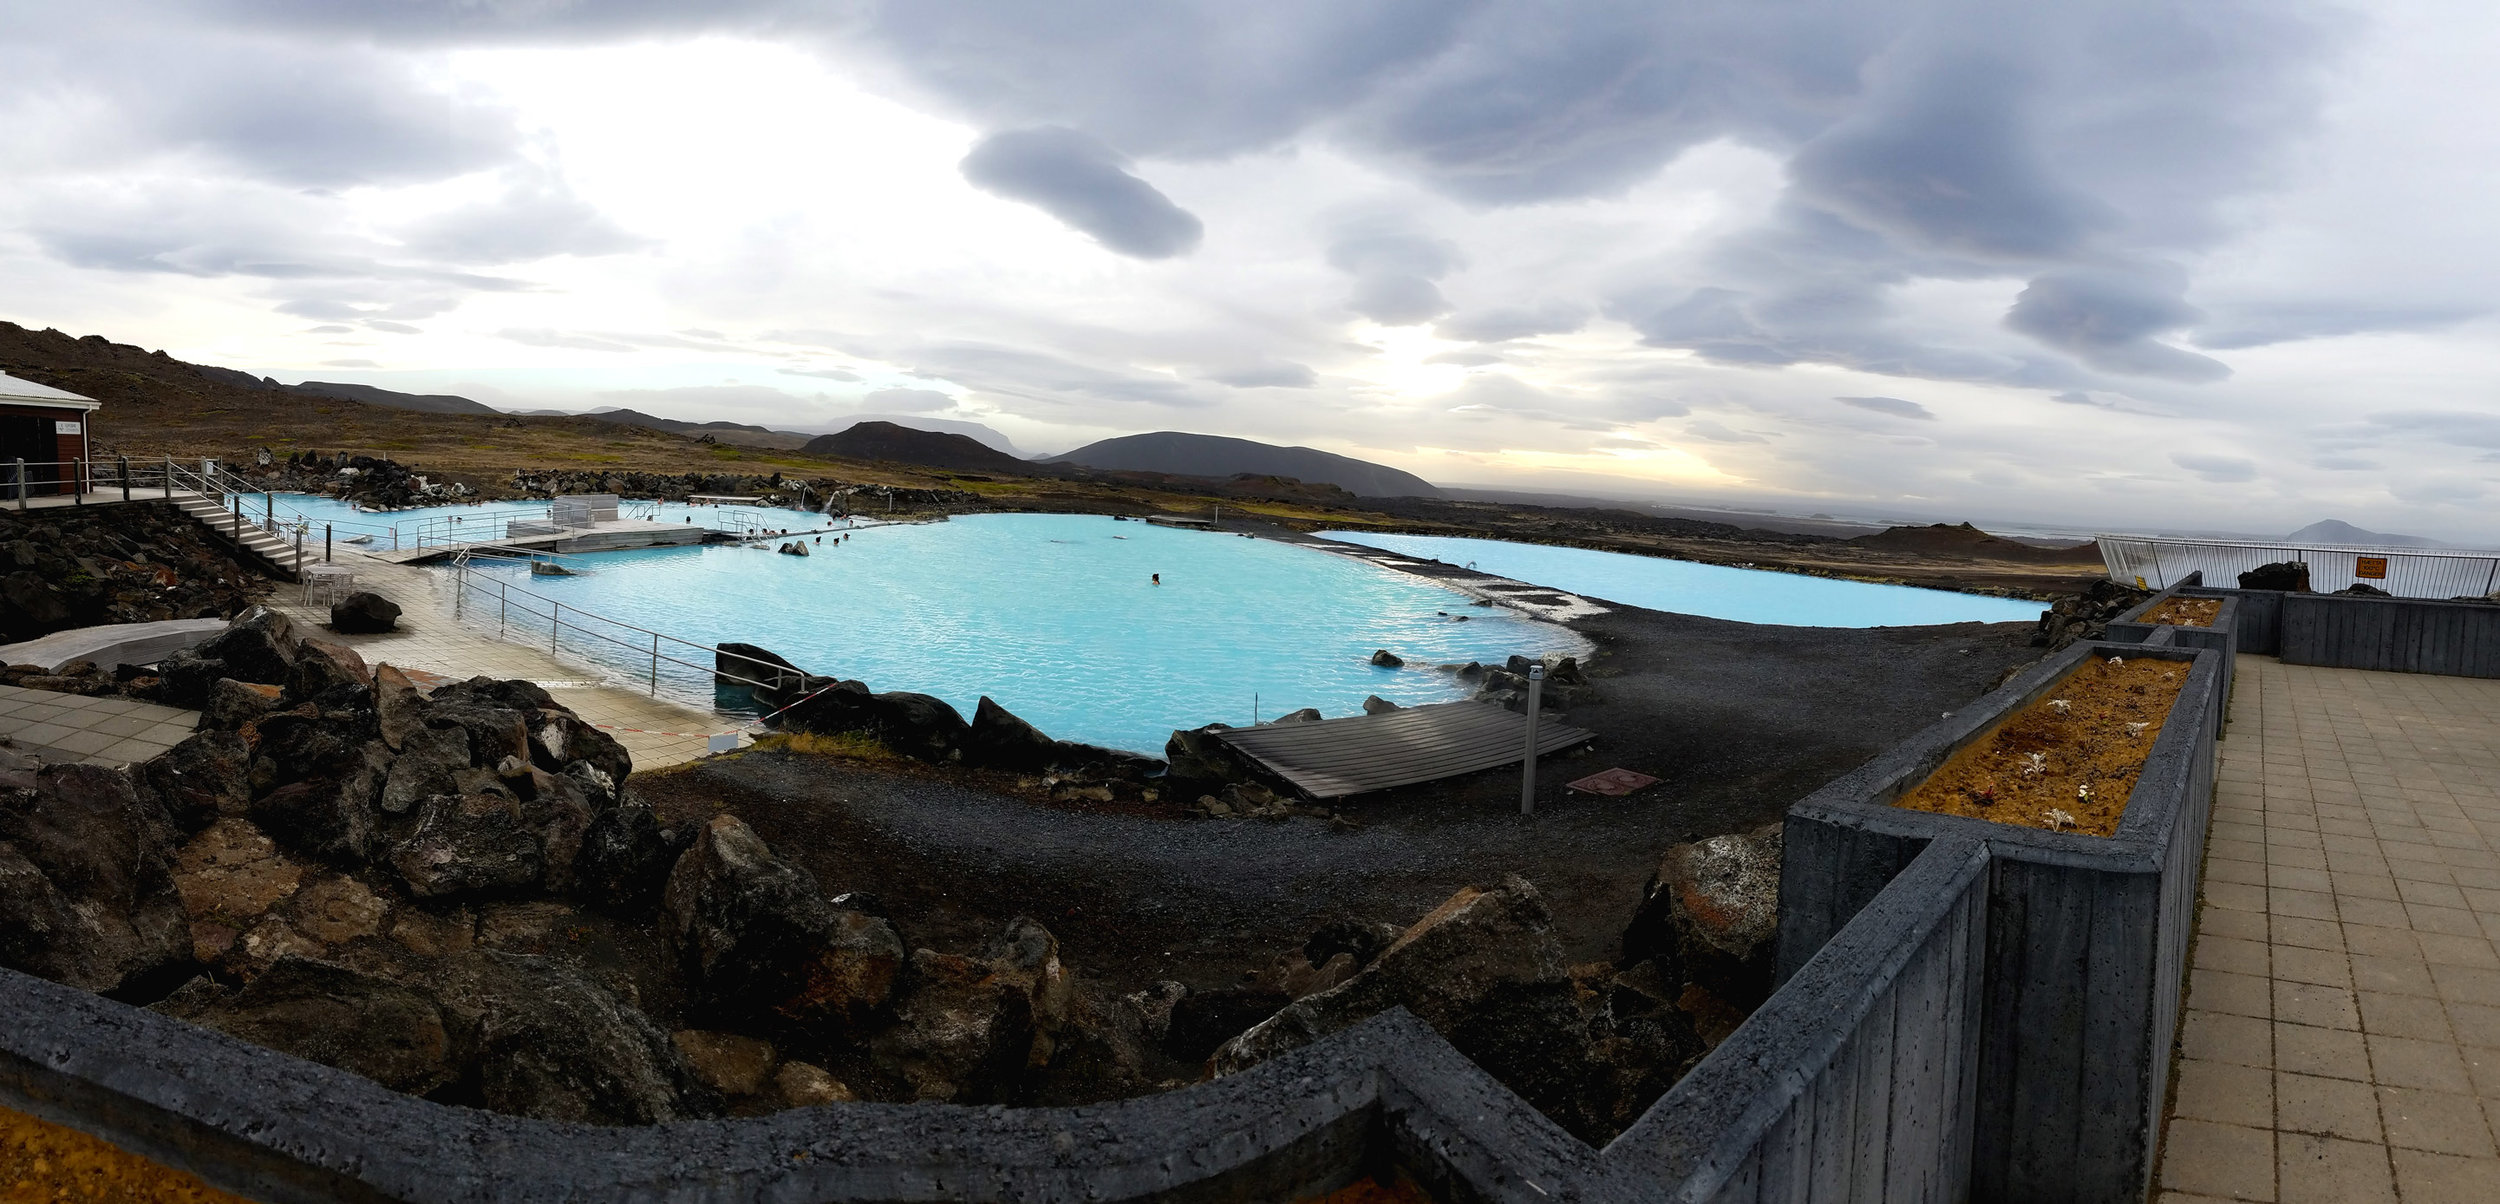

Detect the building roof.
[{"left": 0, "top": 372, "right": 100, "bottom": 410}]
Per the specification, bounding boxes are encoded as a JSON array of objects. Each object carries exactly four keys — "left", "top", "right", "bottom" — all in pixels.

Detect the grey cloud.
[
  {"left": 1836, "top": 395, "right": 1933, "bottom": 420},
  {"left": 960, "top": 127, "right": 1203, "bottom": 258},
  {"left": 861, "top": 387, "right": 956, "bottom": 413},
  {"left": 871, "top": 1, "right": 1473, "bottom": 159},
  {"left": 2004, "top": 267, "right": 2231, "bottom": 382},
  {"left": 1436, "top": 300, "right": 1590, "bottom": 343},
  {"left": 1684, "top": 420, "right": 1766, "bottom": 444},
  {"left": 1327, "top": 221, "right": 1462, "bottom": 325},
  {"left": 2171, "top": 452, "right": 2256, "bottom": 483},
  {"left": 499, "top": 328, "right": 638, "bottom": 353},
  {"left": 1789, "top": 54, "right": 2104, "bottom": 260},
  {"left": 2050, "top": 390, "right": 2112, "bottom": 408},
  {"left": 82, "top": 33, "right": 521, "bottom": 188},
  {"left": 2389, "top": 478, "right": 2486, "bottom": 505},
  {"left": 779, "top": 367, "right": 864, "bottom": 382},
  {"left": 1425, "top": 350, "right": 1508, "bottom": 367},
  {"left": 2194, "top": 304, "right": 2485, "bottom": 350},
  {"left": 905, "top": 342, "right": 1214, "bottom": 408},
  {"left": 2366, "top": 411, "right": 2500, "bottom": 449},
  {"left": 398, "top": 171, "right": 650, "bottom": 264},
  {"left": 304, "top": 324, "right": 355, "bottom": 333},
  {"left": 364, "top": 320, "right": 421, "bottom": 334},
  {"left": 2309, "top": 455, "right": 2379, "bottom": 471},
  {"left": 321, "top": 358, "right": 378, "bottom": 367},
  {"left": 1205, "top": 361, "right": 1317, "bottom": 389}
]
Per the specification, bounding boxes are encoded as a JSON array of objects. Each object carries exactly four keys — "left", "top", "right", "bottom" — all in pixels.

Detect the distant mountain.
[
  {"left": 1050, "top": 431, "right": 1441, "bottom": 498},
  {"left": 580, "top": 408, "right": 779, "bottom": 437},
  {"left": 2282, "top": 519, "right": 2446, "bottom": 549},
  {"left": 189, "top": 366, "right": 501, "bottom": 415},
  {"left": 287, "top": 380, "right": 500, "bottom": 415},
  {"left": 1852, "top": 522, "right": 2104, "bottom": 564},
  {"left": 821, "top": 414, "right": 1023, "bottom": 457},
  {"left": 802, "top": 421, "right": 1038, "bottom": 473},
  {"left": 499, "top": 408, "right": 1024, "bottom": 456}
]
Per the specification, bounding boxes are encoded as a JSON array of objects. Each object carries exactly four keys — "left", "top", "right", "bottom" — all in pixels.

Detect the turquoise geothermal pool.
[
  {"left": 438, "top": 512, "right": 1587, "bottom": 754},
  {"left": 255, "top": 493, "right": 2036, "bottom": 752},
  {"left": 1320, "top": 530, "right": 2044, "bottom": 628}
]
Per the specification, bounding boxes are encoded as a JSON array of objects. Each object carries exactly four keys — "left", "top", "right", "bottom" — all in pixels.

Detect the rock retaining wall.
[{"left": 1, "top": 645, "right": 2228, "bottom": 1204}]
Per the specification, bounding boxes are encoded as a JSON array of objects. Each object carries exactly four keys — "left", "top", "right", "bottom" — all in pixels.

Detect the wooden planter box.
[{"left": 1777, "top": 640, "right": 2222, "bottom": 1204}]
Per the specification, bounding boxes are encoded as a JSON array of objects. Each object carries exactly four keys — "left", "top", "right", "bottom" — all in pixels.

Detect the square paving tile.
[
  {"left": 2278, "top": 1132, "right": 2397, "bottom": 1203},
  {"left": 2167, "top": 660, "right": 2500, "bottom": 1204}
]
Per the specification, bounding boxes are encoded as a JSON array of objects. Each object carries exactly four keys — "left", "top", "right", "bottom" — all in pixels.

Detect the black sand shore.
[{"left": 644, "top": 532, "right": 2048, "bottom": 1004}]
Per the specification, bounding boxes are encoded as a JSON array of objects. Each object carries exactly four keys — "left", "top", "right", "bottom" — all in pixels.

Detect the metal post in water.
[
  {"left": 551, "top": 602, "right": 560, "bottom": 654},
  {"left": 325, "top": 524, "right": 332, "bottom": 562},
  {"left": 650, "top": 633, "right": 660, "bottom": 695},
  {"left": 1519, "top": 664, "right": 1545, "bottom": 815},
  {"left": 498, "top": 582, "right": 507, "bottom": 639},
  {"left": 265, "top": 492, "right": 273, "bottom": 531}
]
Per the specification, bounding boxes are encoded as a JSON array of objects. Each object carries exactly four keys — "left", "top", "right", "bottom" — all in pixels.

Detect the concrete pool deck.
[
  {"left": 269, "top": 553, "right": 742, "bottom": 770},
  {"left": 2160, "top": 655, "right": 2500, "bottom": 1203}
]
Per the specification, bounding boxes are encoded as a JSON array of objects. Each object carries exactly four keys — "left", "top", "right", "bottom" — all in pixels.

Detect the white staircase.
[{"left": 169, "top": 493, "right": 305, "bottom": 582}]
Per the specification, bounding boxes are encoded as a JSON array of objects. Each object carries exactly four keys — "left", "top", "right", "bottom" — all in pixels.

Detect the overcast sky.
[{"left": 4, "top": 1, "right": 2496, "bottom": 539}]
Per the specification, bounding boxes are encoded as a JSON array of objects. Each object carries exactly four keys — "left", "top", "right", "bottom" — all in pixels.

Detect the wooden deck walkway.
[{"left": 1215, "top": 700, "right": 1594, "bottom": 799}]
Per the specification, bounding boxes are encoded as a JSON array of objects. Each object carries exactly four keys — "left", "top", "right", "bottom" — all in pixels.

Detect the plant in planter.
[
  {"left": 1895, "top": 654, "right": 2189, "bottom": 836},
  {"left": 2138, "top": 596, "right": 2222, "bottom": 627}
]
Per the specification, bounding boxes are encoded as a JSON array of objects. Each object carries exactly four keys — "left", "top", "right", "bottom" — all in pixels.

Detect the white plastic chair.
[{"left": 303, "top": 564, "right": 356, "bottom": 607}]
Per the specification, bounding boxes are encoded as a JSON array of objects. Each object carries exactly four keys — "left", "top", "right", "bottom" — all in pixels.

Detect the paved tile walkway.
[
  {"left": 0, "top": 684, "right": 197, "bottom": 766},
  {"left": 2160, "top": 655, "right": 2500, "bottom": 1203},
  {"left": 269, "top": 554, "right": 744, "bottom": 770}
]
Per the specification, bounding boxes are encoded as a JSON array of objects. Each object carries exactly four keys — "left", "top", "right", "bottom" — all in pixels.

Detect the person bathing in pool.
[{"left": 1152, "top": 573, "right": 1161, "bottom": 585}]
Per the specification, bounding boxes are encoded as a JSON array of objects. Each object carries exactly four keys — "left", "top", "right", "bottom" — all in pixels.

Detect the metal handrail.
[
  {"left": 447, "top": 551, "right": 798, "bottom": 702},
  {"left": 2098, "top": 534, "right": 2500, "bottom": 599}
]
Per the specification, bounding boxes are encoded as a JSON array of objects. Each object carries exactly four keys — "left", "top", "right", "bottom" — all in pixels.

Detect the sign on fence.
[{"left": 2355, "top": 556, "right": 2388, "bottom": 579}]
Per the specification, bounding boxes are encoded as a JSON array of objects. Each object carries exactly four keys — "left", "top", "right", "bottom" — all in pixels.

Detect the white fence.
[{"left": 2099, "top": 536, "right": 2500, "bottom": 599}]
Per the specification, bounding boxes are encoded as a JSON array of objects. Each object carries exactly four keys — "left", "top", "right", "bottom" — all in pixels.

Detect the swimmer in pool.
[{"left": 1152, "top": 573, "right": 1161, "bottom": 585}]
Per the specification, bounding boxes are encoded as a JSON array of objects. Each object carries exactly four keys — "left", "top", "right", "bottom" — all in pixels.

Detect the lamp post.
[{"left": 1520, "top": 663, "right": 1544, "bottom": 815}]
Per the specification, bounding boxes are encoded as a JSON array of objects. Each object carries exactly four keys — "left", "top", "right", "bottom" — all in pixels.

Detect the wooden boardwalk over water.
[{"left": 1215, "top": 700, "right": 1594, "bottom": 799}]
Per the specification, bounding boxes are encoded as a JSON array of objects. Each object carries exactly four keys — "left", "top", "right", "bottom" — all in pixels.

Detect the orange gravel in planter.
[
  {"left": 1, "top": 1105, "right": 250, "bottom": 1203},
  {"left": 1893, "top": 656, "right": 2188, "bottom": 837},
  {"left": 2139, "top": 597, "right": 2221, "bottom": 627}
]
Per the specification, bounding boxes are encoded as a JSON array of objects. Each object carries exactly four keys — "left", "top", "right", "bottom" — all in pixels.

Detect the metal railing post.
[
  {"left": 13, "top": 459, "right": 23, "bottom": 510},
  {"left": 551, "top": 602, "right": 561, "bottom": 654},
  {"left": 1519, "top": 664, "right": 1544, "bottom": 815},
  {"left": 651, "top": 634, "right": 660, "bottom": 695},
  {"left": 119, "top": 456, "right": 129, "bottom": 503},
  {"left": 499, "top": 581, "right": 507, "bottom": 639},
  {"left": 325, "top": 524, "right": 332, "bottom": 563}
]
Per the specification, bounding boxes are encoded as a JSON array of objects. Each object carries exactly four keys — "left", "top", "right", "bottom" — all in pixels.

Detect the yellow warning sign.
[{"left": 2355, "top": 556, "right": 2388, "bottom": 580}]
